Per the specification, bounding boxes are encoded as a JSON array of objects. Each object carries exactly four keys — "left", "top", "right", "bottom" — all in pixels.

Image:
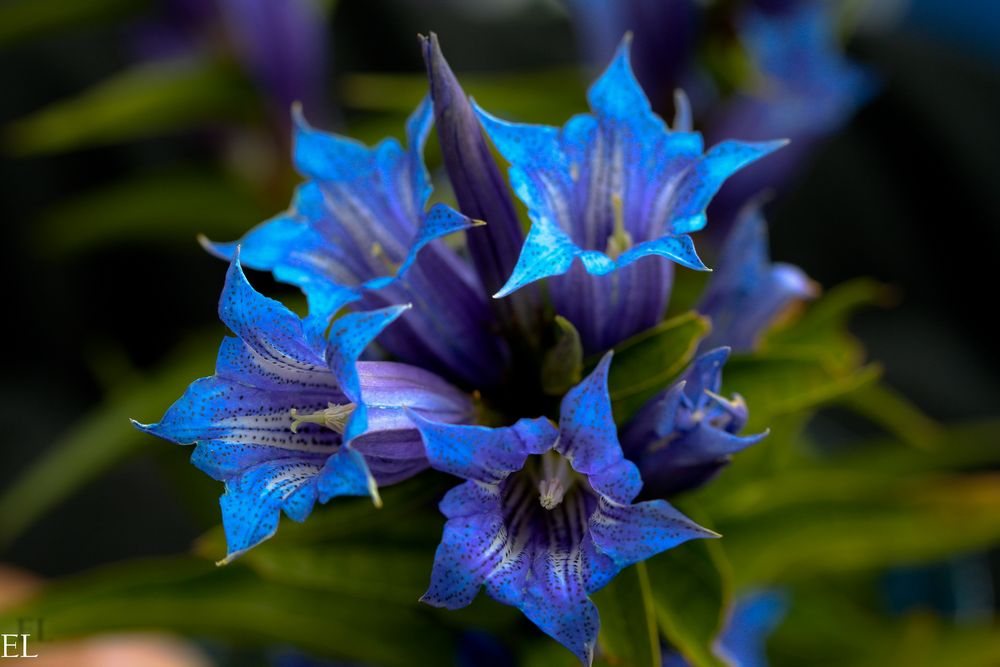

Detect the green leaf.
[
  {"left": 593, "top": 562, "right": 661, "bottom": 667},
  {"left": 0, "top": 0, "right": 144, "bottom": 46},
  {"left": 605, "top": 311, "right": 711, "bottom": 422},
  {"left": 723, "top": 355, "right": 881, "bottom": 432},
  {"left": 542, "top": 315, "right": 584, "bottom": 396},
  {"left": 718, "top": 473, "right": 1000, "bottom": 586},
  {"left": 836, "top": 381, "right": 943, "bottom": 450},
  {"left": 646, "top": 525, "right": 732, "bottom": 667},
  {"left": 763, "top": 278, "right": 892, "bottom": 373},
  {"left": 0, "top": 335, "right": 219, "bottom": 548},
  {"left": 0, "top": 557, "right": 455, "bottom": 667},
  {"left": 32, "top": 168, "right": 269, "bottom": 255},
  {"left": 5, "top": 57, "right": 257, "bottom": 155}
]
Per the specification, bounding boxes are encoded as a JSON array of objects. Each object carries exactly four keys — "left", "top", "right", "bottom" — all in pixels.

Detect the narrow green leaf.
[
  {"left": 646, "top": 530, "right": 731, "bottom": 667},
  {"left": 593, "top": 562, "right": 661, "bottom": 667},
  {"left": 542, "top": 315, "right": 584, "bottom": 396},
  {"left": 837, "top": 381, "right": 943, "bottom": 449},
  {"left": 719, "top": 473, "right": 1000, "bottom": 586},
  {"left": 5, "top": 58, "right": 257, "bottom": 155},
  {"left": 605, "top": 311, "right": 711, "bottom": 422},
  {"left": 0, "top": 335, "right": 218, "bottom": 548},
  {"left": 723, "top": 355, "right": 881, "bottom": 431},
  {"left": 0, "top": 557, "right": 455, "bottom": 667}
]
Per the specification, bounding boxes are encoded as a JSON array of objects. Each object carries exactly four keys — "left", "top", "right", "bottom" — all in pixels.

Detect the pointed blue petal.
[
  {"left": 494, "top": 218, "right": 578, "bottom": 297},
  {"left": 557, "top": 353, "right": 629, "bottom": 479},
  {"left": 219, "top": 255, "right": 325, "bottom": 367},
  {"left": 326, "top": 305, "right": 410, "bottom": 403},
  {"left": 618, "top": 233, "right": 709, "bottom": 272},
  {"left": 393, "top": 203, "right": 482, "bottom": 280},
  {"left": 521, "top": 563, "right": 600, "bottom": 666},
  {"left": 219, "top": 457, "right": 324, "bottom": 561},
  {"left": 414, "top": 415, "right": 557, "bottom": 485},
  {"left": 316, "top": 445, "right": 378, "bottom": 504},
  {"left": 586, "top": 35, "right": 652, "bottom": 123},
  {"left": 293, "top": 105, "right": 380, "bottom": 181},
  {"left": 590, "top": 498, "right": 717, "bottom": 569},
  {"left": 422, "top": 495, "right": 506, "bottom": 610},
  {"left": 672, "top": 140, "right": 787, "bottom": 225}
]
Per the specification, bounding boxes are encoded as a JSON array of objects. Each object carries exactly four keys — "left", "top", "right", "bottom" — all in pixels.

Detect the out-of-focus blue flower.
[
  {"left": 217, "top": 0, "right": 328, "bottom": 124},
  {"left": 709, "top": 0, "right": 876, "bottom": 220},
  {"left": 412, "top": 354, "right": 716, "bottom": 665},
  {"left": 421, "top": 33, "right": 543, "bottom": 337},
  {"left": 697, "top": 202, "right": 818, "bottom": 352},
  {"left": 133, "top": 257, "right": 473, "bottom": 561},
  {"left": 475, "top": 38, "right": 784, "bottom": 353},
  {"left": 132, "top": 0, "right": 330, "bottom": 128},
  {"left": 621, "top": 348, "right": 766, "bottom": 498},
  {"left": 202, "top": 99, "right": 509, "bottom": 389},
  {"left": 664, "top": 589, "right": 788, "bottom": 667},
  {"left": 566, "top": 0, "right": 700, "bottom": 112}
]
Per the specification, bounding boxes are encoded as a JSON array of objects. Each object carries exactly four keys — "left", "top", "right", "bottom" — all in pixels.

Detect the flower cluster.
[{"left": 136, "top": 35, "right": 811, "bottom": 664}]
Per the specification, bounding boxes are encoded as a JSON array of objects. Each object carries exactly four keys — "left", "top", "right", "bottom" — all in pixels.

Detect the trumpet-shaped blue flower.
[
  {"left": 698, "top": 203, "right": 817, "bottom": 352},
  {"left": 665, "top": 589, "right": 788, "bottom": 667},
  {"left": 202, "top": 98, "right": 508, "bottom": 388},
  {"left": 475, "top": 37, "right": 784, "bottom": 352},
  {"left": 708, "top": 1, "right": 876, "bottom": 222},
  {"left": 413, "top": 354, "right": 716, "bottom": 665},
  {"left": 621, "top": 348, "right": 766, "bottom": 497},
  {"left": 133, "top": 257, "right": 473, "bottom": 561}
]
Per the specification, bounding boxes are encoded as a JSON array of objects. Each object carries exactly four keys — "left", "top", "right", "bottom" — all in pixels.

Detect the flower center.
[
  {"left": 537, "top": 449, "right": 575, "bottom": 510},
  {"left": 289, "top": 402, "right": 356, "bottom": 434},
  {"left": 605, "top": 192, "right": 633, "bottom": 260}
]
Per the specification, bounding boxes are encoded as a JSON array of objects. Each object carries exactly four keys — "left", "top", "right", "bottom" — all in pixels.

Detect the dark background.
[{"left": 1, "top": 0, "right": 998, "bottom": 578}]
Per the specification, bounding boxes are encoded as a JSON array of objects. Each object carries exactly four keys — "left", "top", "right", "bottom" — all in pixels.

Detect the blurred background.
[{"left": 0, "top": 0, "right": 998, "bottom": 665}]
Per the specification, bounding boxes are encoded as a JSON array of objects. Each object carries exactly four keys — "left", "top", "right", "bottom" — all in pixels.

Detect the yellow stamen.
[
  {"left": 605, "top": 192, "right": 632, "bottom": 260},
  {"left": 289, "top": 402, "right": 355, "bottom": 434}
]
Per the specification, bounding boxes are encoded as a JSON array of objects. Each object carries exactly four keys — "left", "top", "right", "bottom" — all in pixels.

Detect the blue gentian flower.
[
  {"left": 412, "top": 354, "right": 716, "bottom": 665},
  {"left": 708, "top": 0, "right": 876, "bottom": 221},
  {"left": 202, "top": 99, "right": 509, "bottom": 388},
  {"left": 664, "top": 589, "right": 788, "bottom": 667},
  {"left": 621, "top": 348, "right": 766, "bottom": 497},
  {"left": 133, "top": 256, "right": 473, "bottom": 561},
  {"left": 474, "top": 38, "right": 785, "bottom": 352},
  {"left": 697, "top": 203, "right": 817, "bottom": 352}
]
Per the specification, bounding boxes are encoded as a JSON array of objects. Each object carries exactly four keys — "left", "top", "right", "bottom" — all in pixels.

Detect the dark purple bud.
[{"left": 421, "top": 33, "right": 543, "bottom": 336}]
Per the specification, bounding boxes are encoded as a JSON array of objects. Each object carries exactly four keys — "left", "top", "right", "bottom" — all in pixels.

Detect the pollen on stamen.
[
  {"left": 605, "top": 192, "right": 633, "bottom": 260},
  {"left": 289, "top": 402, "right": 355, "bottom": 434}
]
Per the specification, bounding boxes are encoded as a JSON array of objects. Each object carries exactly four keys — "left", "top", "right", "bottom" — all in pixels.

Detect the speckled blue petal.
[
  {"left": 422, "top": 492, "right": 506, "bottom": 610},
  {"left": 218, "top": 456, "right": 325, "bottom": 562},
  {"left": 414, "top": 415, "right": 557, "bottom": 485},
  {"left": 557, "top": 353, "right": 638, "bottom": 501},
  {"left": 520, "top": 581, "right": 600, "bottom": 667},
  {"left": 317, "top": 445, "right": 378, "bottom": 504},
  {"left": 589, "top": 497, "right": 717, "bottom": 569},
  {"left": 670, "top": 140, "right": 787, "bottom": 228}
]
